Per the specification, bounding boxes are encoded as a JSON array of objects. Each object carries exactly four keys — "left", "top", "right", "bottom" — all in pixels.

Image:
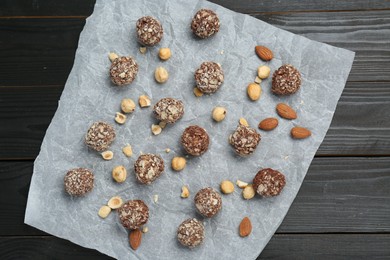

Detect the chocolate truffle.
[
  {"left": 136, "top": 16, "right": 163, "bottom": 46},
  {"left": 181, "top": 125, "right": 210, "bottom": 156},
  {"left": 109, "top": 56, "right": 139, "bottom": 86},
  {"left": 177, "top": 218, "right": 205, "bottom": 248},
  {"left": 229, "top": 124, "right": 261, "bottom": 156},
  {"left": 195, "top": 62, "right": 224, "bottom": 94},
  {"left": 85, "top": 121, "right": 116, "bottom": 152},
  {"left": 64, "top": 168, "right": 94, "bottom": 196},
  {"left": 118, "top": 200, "right": 149, "bottom": 230},
  {"left": 134, "top": 154, "right": 165, "bottom": 184},
  {"left": 191, "top": 9, "right": 220, "bottom": 39},
  {"left": 272, "top": 64, "right": 302, "bottom": 95},
  {"left": 194, "top": 187, "right": 222, "bottom": 218},
  {"left": 153, "top": 98, "right": 184, "bottom": 124},
  {"left": 253, "top": 168, "right": 286, "bottom": 197}
]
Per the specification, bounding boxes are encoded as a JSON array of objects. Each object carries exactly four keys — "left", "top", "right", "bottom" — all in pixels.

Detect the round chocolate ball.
[
  {"left": 272, "top": 64, "right": 302, "bottom": 95},
  {"left": 134, "top": 154, "right": 165, "bottom": 185},
  {"left": 253, "top": 168, "right": 286, "bottom": 197},
  {"left": 136, "top": 16, "right": 163, "bottom": 46},
  {"left": 109, "top": 56, "right": 139, "bottom": 86},
  {"left": 229, "top": 124, "right": 261, "bottom": 156},
  {"left": 195, "top": 62, "right": 224, "bottom": 94},
  {"left": 177, "top": 218, "right": 205, "bottom": 248},
  {"left": 118, "top": 200, "right": 149, "bottom": 230},
  {"left": 64, "top": 168, "right": 94, "bottom": 196},
  {"left": 85, "top": 121, "right": 116, "bottom": 152},
  {"left": 194, "top": 187, "right": 222, "bottom": 218},
  {"left": 181, "top": 125, "right": 210, "bottom": 156},
  {"left": 191, "top": 9, "right": 220, "bottom": 39},
  {"left": 153, "top": 98, "right": 184, "bottom": 124}
]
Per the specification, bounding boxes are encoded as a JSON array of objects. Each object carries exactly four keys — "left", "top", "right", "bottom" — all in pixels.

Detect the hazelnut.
[
  {"left": 158, "top": 48, "right": 171, "bottom": 61},
  {"left": 212, "top": 106, "right": 227, "bottom": 122},
  {"left": 258, "top": 65, "right": 271, "bottom": 79},
  {"left": 139, "top": 95, "right": 151, "bottom": 108},
  {"left": 236, "top": 180, "right": 249, "bottom": 189},
  {"left": 139, "top": 47, "right": 147, "bottom": 54},
  {"left": 247, "top": 83, "right": 262, "bottom": 101},
  {"left": 172, "top": 157, "right": 186, "bottom": 171},
  {"left": 112, "top": 165, "right": 127, "bottom": 183},
  {"left": 151, "top": 124, "right": 162, "bottom": 135},
  {"left": 98, "top": 205, "right": 112, "bottom": 218},
  {"left": 121, "top": 98, "right": 136, "bottom": 113},
  {"left": 239, "top": 118, "right": 249, "bottom": 127},
  {"left": 242, "top": 184, "right": 255, "bottom": 200},
  {"left": 115, "top": 112, "right": 127, "bottom": 124},
  {"left": 108, "top": 52, "right": 119, "bottom": 62},
  {"left": 107, "top": 196, "right": 123, "bottom": 209},
  {"left": 220, "top": 180, "right": 235, "bottom": 194},
  {"left": 101, "top": 151, "right": 114, "bottom": 160},
  {"left": 155, "top": 67, "right": 169, "bottom": 83},
  {"left": 181, "top": 186, "right": 190, "bottom": 198},
  {"left": 122, "top": 145, "right": 133, "bottom": 157},
  {"left": 193, "top": 87, "right": 204, "bottom": 97}
]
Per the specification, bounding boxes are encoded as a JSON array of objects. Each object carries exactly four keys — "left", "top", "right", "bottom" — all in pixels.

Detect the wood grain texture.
[
  {"left": 1, "top": 11, "right": 390, "bottom": 86},
  {"left": 1, "top": 0, "right": 390, "bottom": 17},
  {"left": 1, "top": 157, "right": 389, "bottom": 236}
]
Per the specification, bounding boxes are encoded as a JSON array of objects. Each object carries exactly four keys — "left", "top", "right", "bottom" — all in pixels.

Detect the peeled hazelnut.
[
  {"left": 236, "top": 180, "right": 249, "bottom": 189},
  {"left": 121, "top": 98, "right": 136, "bottom": 113},
  {"left": 98, "top": 205, "right": 112, "bottom": 218},
  {"left": 181, "top": 186, "right": 190, "bottom": 198},
  {"left": 243, "top": 184, "right": 255, "bottom": 200},
  {"left": 108, "top": 52, "right": 119, "bottom": 62},
  {"left": 139, "top": 47, "right": 147, "bottom": 54},
  {"left": 155, "top": 67, "right": 169, "bottom": 83},
  {"left": 212, "top": 106, "right": 227, "bottom": 122},
  {"left": 158, "top": 48, "right": 171, "bottom": 61},
  {"left": 172, "top": 157, "right": 186, "bottom": 171},
  {"left": 112, "top": 165, "right": 127, "bottom": 183},
  {"left": 139, "top": 95, "right": 151, "bottom": 108},
  {"left": 151, "top": 124, "right": 162, "bottom": 135},
  {"left": 101, "top": 151, "right": 114, "bottom": 160},
  {"left": 258, "top": 65, "right": 271, "bottom": 79},
  {"left": 193, "top": 87, "right": 204, "bottom": 97},
  {"left": 115, "top": 112, "right": 127, "bottom": 124},
  {"left": 247, "top": 83, "right": 262, "bottom": 101},
  {"left": 107, "top": 196, "right": 123, "bottom": 209},
  {"left": 220, "top": 180, "right": 235, "bottom": 194},
  {"left": 239, "top": 118, "right": 249, "bottom": 127},
  {"left": 122, "top": 145, "right": 133, "bottom": 157}
]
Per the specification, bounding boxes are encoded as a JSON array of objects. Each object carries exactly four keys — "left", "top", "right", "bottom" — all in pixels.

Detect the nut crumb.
[
  {"left": 181, "top": 186, "right": 190, "bottom": 198},
  {"left": 139, "top": 95, "right": 151, "bottom": 108},
  {"left": 98, "top": 205, "right": 111, "bottom": 218},
  {"left": 153, "top": 194, "right": 159, "bottom": 203},
  {"left": 254, "top": 76, "right": 262, "bottom": 84},
  {"left": 115, "top": 112, "right": 127, "bottom": 124},
  {"left": 193, "top": 87, "right": 204, "bottom": 97},
  {"left": 220, "top": 50, "right": 224, "bottom": 55},
  {"left": 101, "top": 151, "right": 114, "bottom": 160},
  {"left": 151, "top": 124, "right": 162, "bottom": 135},
  {"left": 239, "top": 118, "right": 249, "bottom": 127},
  {"left": 165, "top": 148, "right": 171, "bottom": 153},
  {"left": 108, "top": 52, "right": 119, "bottom": 62},
  {"left": 236, "top": 180, "right": 249, "bottom": 189},
  {"left": 142, "top": 226, "right": 149, "bottom": 233},
  {"left": 139, "top": 47, "right": 147, "bottom": 54}
]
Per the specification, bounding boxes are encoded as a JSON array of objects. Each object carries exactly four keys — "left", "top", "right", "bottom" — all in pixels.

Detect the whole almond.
[
  {"left": 239, "top": 217, "right": 252, "bottom": 237},
  {"left": 291, "top": 127, "right": 311, "bottom": 139},
  {"left": 276, "top": 103, "right": 297, "bottom": 120},
  {"left": 259, "top": 117, "right": 278, "bottom": 131},
  {"left": 129, "top": 229, "right": 142, "bottom": 250},
  {"left": 255, "top": 46, "right": 273, "bottom": 61}
]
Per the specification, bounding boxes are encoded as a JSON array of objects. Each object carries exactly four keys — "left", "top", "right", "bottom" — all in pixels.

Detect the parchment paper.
[{"left": 24, "top": 0, "right": 355, "bottom": 259}]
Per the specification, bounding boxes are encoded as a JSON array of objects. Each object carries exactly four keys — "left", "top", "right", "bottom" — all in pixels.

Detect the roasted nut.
[
  {"left": 258, "top": 65, "right": 271, "bottom": 79},
  {"left": 121, "top": 98, "right": 136, "bottom": 113},
  {"left": 181, "top": 186, "right": 190, "bottom": 198},
  {"left": 212, "top": 106, "right": 227, "bottom": 122},
  {"left": 108, "top": 196, "right": 123, "bottom": 209},
  {"left": 158, "top": 48, "right": 171, "bottom": 60},
  {"left": 101, "top": 150, "right": 114, "bottom": 160},
  {"left": 236, "top": 180, "right": 249, "bottom": 189},
  {"left": 172, "top": 157, "right": 186, "bottom": 171},
  {"left": 247, "top": 83, "right": 262, "bottom": 101},
  {"left": 151, "top": 124, "right": 162, "bottom": 135},
  {"left": 115, "top": 112, "right": 127, "bottom": 124},
  {"left": 139, "top": 47, "right": 147, "bottom": 54},
  {"left": 108, "top": 52, "right": 119, "bottom": 62},
  {"left": 112, "top": 165, "right": 127, "bottom": 183},
  {"left": 142, "top": 226, "right": 149, "bottom": 233},
  {"left": 155, "top": 67, "right": 169, "bottom": 83},
  {"left": 239, "top": 118, "right": 249, "bottom": 127},
  {"left": 243, "top": 184, "right": 255, "bottom": 200},
  {"left": 193, "top": 87, "right": 204, "bottom": 97},
  {"left": 254, "top": 76, "right": 262, "bottom": 84},
  {"left": 139, "top": 95, "right": 151, "bottom": 108},
  {"left": 220, "top": 180, "right": 235, "bottom": 194},
  {"left": 122, "top": 145, "right": 133, "bottom": 157},
  {"left": 98, "top": 205, "right": 112, "bottom": 218}
]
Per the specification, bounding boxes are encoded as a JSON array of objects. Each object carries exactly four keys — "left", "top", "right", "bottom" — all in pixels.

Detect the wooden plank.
[
  {"left": 1, "top": 81, "right": 389, "bottom": 159},
  {"left": 0, "top": 234, "right": 389, "bottom": 259},
  {"left": 0, "top": 11, "right": 390, "bottom": 86},
  {"left": 1, "top": 157, "right": 389, "bottom": 236},
  {"left": 1, "top": 0, "right": 390, "bottom": 17}
]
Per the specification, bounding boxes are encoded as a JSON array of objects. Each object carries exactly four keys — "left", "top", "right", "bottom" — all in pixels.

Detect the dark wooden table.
[{"left": 1, "top": 0, "right": 389, "bottom": 259}]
